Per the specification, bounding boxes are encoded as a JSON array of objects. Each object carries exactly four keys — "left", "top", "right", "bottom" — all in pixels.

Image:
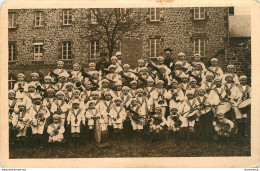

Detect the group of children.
[{"left": 8, "top": 51, "right": 251, "bottom": 149}]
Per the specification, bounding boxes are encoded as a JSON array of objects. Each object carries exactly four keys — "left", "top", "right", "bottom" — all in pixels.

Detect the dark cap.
[{"left": 163, "top": 48, "right": 173, "bottom": 53}]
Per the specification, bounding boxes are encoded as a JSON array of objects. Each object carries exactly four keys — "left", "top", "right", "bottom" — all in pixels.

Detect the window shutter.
[
  {"left": 71, "top": 10, "right": 75, "bottom": 25},
  {"left": 58, "top": 41, "right": 62, "bottom": 60},
  {"left": 71, "top": 40, "right": 74, "bottom": 60},
  {"left": 156, "top": 8, "right": 160, "bottom": 21},
  {"left": 60, "top": 10, "right": 63, "bottom": 26},
  {"left": 205, "top": 9, "right": 209, "bottom": 21},
  {"left": 41, "top": 12, "right": 45, "bottom": 26},
  {"left": 146, "top": 8, "right": 150, "bottom": 22},
  {"left": 87, "top": 9, "right": 91, "bottom": 22},
  {"left": 190, "top": 8, "right": 194, "bottom": 21}
]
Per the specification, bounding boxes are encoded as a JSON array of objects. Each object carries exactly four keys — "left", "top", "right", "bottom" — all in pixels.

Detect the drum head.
[
  {"left": 238, "top": 99, "right": 251, "bottom": 109},
  {"left": 200, "top": 107, "right": 211, "bottom": 114},
  {"left": 94, "top": 119, "right": 101, "bottom": 143},
  {"left": 216, "top": 102, "right": 231, "bottom": 114}
]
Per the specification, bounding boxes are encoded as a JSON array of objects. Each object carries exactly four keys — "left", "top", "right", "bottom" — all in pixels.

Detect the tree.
[{"left": 85, "top": 8, "right": 146, "bottom": 62}]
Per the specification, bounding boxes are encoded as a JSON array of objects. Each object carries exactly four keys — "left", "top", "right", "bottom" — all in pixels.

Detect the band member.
[
  {"left": 166, "top": 106, "right": 182, "bottom": 134},
  {"left": 127, "top": 98, "right": 146, "bottom": 137},
  {"left": 85, "top": 91, "right": 101, "bottom": 110},
  {"left": 53, "top": 74, "right": 67, "bottom": 92},
  {"left": 152, "top": 80, "right": 170, "bottom": 117},
  {"left": 43, "top": 88, "right": 56, "bottom": 112},
  {"left": 11, "top": 102, "right": 30, "bottom": 146},
  {"left": 155, "top": 66, "right": 171, "bottom": 89},
  {"left": 236, "top": 75, "right": 251, "bottom": 137},
  {"left": 189, "top": 63, "right": 206, "bottom": 85},
  {"left": 115, "top": 51, "right": 122, "bottom": 66},
  {"left": 50, "top": 91, "right": 69, "bottom": 125},
  {"left": 201, "top": 72, "right": 215, "bottom": 94},
  {"left": 47, "top": 114, "right": 65, "bottom": 144},
  {"left": 29, "top": 94, "right": 50, "bottom": 148},
  {"left": 9, "top": 90, "right": 17, "bottom": 115},
  {"left": 30, "top": 72, "right": 41, "bottom": 92},
  {"left": 223, "top": 65, "right": 240, "bottom": 85},
  {"left": 111, "top": 56, "right": 123, "bottom": 73},
  {"left": 89, "top": 71, "right": 101, "bottom": 90},
  {"left": 213, "top": 113, "right": 235, "bottom": 140},
  {"left": 105, "top": 65, "right": 121, "bottom": 88},
  {"left": 112, "top": 81, "right": 123, "bottom": 99},
  {"left": 120, "top": 64, "right": 136, "bottom": 86},
  {"left": 134, "top": 59, "right": 146, "bottom": 73},
  {"left": 181, "top": 90, "right": 199, "bottom": 136},
  {"left": 143, "top": 77, "right": 156, "bottom": 109},
  {"left": 85, "top": 101, "right": 100, "bottom": 130},
  {"left": 179, "top": 74, "right": 190, "bottom": 95},
  {"left": 110, "top": 97, "right": 127, "bottom": 138},
  {"left": 67, "top": 99, "right": 86, "bottom": 147},
  {"left": 208, "top": 58, "right": 223, "bottom": 79},
  {"left": 71, "top": 63, "right": 83, "bottom": 82},
  {"left": 149, "top": 106, "right": 167, "bottom": 142},
  {"left": 136, "top": 67, "right": 151, "bottom": 88},
  {"left": 69, "top": 89, "right": 84, "bottom": 107},
  {"left": 80, "top": 80, "right": 93, "bottom": 104},
  {"left": 156, "top": 56, "right": 171, "bottom": 75},
  {"left": 176, "top": 52, "right": 191, "bottom": 73},
  {"left": 25, "top": 83, "right": 38, "bottom": 109},
  {"left": 96, "top": 52, "right": 110, "bottom": 76},
  {"left": 191, "top": 54, "right": 206, "bottom": 73},
  {"left": 196, "top": 88, "right": 214, "bottom": 141},
  {"left": 97, "top": 92, "right": 115, "bottom": 136},
  {"left": 129, "top": 80, "right": 138, "bottom": 97},
  {"left": 171, "top": 61, "right": 187, "bottom": 82},
  {"left": 121, "top": 86, "right": 132, "bottom": 108},
  {"left": 51, "top": 60, "right": 70, "bottom": 81},
  {"left": 99, "top": 79, "right": 111, "bottom": 99},
  {"left": 187, "top": 78, "right": 199, "bottom": 98},
  {"left": 168, "top": 79, "right": 185, "bottom": 109},
  {"left": 64, "top": 82, "right": 75, "bottom": 103},
  {"left": 41, "top": 76, "right": 53, "bottom": 97},
  {"left": 14, "top": 74, "right": 29, "bottom": 103}
]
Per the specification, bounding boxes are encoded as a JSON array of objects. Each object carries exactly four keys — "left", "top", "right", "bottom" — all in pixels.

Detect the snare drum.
[
  {"left": 216, "top": 102, "right": 231, "bottom": 114},
  {"left": 94, "top": 118, "right": 108, "bottom": 143}
]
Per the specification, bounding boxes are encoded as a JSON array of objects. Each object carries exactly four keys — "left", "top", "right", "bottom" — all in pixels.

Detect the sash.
[
  {"left": 237, "top": 85, "right": 250, "bottom": 101},
  {"left": 42, "top": 84, "right": 51, "bottom": 90},
  {"left": 121, "top": 95, "right": 131, "bottom": 106},
  {"left": 145, "top": 87, "right": 155, "bottom": 99},
  {"left": 186, "top": 99, "right": 196, "bottom": 109},
  {"left": 54, "top": 100, "right": 66, "bottom": 111},
  {"left": 104, "top": 100, "right": 113, "bottom": 113},
  {"left": 113, "top": 106, "right": 123, "bottom": 119},
  {"left": 9, "top": 99, "right": 17, "bottom": 108},
  {"left": 88, "top": 109, "right": 98, "bottom": 117},
  {"left": 197, "top": 96, "right": 207, "bottom": 105},
  {"left": 71, "top": 108, "right": 82, "bottom": 124},
  {"left": 33, "top": 104, "right": 44, "bottom": 115},
  {"left": 136, "top": 96, "right": 145, "bottom": 105},
  {"left": 214, "top": 87, "right": 225, "bottom": 100}
]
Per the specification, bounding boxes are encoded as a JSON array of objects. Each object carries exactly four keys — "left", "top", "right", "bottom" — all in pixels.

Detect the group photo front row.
[{"left": 8, "top": 50, "right": 251, "bottom": 151}]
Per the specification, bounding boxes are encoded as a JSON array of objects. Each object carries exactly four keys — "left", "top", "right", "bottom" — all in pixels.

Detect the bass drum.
[
  {"left": 238, "top": 99, "right": 251, "bottom": 109},
  {"left": 94, "top": 119, "right": 108, "bottom": 143},
  {"left": 200, "top": 106, "right": 211, "bottom": 115},
  {"left": 216, "top": 102, "right": 231, "bottom": 115}
]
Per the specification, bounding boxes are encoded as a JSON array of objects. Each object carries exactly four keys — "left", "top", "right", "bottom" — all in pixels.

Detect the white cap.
[
  {"left": 31, "top": 72, "right": 39, "bottom": 77},
  {"left": 178, "top": 52, "right": 185, "bottom": 56},
  {"left": 17, "top": 73, "right": 25, "bottom": 78},
  {"left": 211, "top": 58, "right": 218, "bottom": 62},
  {"left": 111, "top": 56, "right": 118, "bottom": 60},
  {"left": 239, "top": 75, "right": 247, "bottom": 80},
  {"left": 57, "top": 60, "right": 64, "bottom": 65},
  {"left": 56, "top": 91, "right": 65, "bottom": 96},
  {"left": 115, "top": 52, "right": 122, "bottom": 56}
]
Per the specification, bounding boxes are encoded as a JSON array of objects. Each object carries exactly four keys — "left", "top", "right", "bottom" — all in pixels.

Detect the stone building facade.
[{"left": 8, "top": 7, "right": 230, "bottom": 88}]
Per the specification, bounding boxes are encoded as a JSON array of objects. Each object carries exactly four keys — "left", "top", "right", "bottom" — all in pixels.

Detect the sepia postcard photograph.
[{"left": 0, "top": 0, "right": 259, "bottom": 168}]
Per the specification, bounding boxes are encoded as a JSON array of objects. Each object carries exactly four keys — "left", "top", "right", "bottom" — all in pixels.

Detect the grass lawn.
[{"left": 9, "top": 134, "right": 250, "bottom": 158}]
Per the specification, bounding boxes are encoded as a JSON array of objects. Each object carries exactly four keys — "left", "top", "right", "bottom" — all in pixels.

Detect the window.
[
  {"left": 9, "top": 43, "right": 16, "bottom": 61},
  {"left": 150, "top": 8, "right": 160, "bottom": 21},
  {"left": 63, "top": 10, "right": 72, "bottom": 25},
  {"left": 194, "top": 7, "right": 205, "bottom": 20},
  {"left": 34, "top": 42, "right": 43, "bottom": 61},
  {"left": 149, "top": 39, "right": 160, "bottom": 58},
  {"left": 229, "top": 7, "right": 234, "bottom": 16},
  {"left": 90, "top": 10, "right": 97, "bottom": 24},
  {"left": 194, "top": 39, "right": 205, "bottom": 57},
  {"left": 8, "top": 13, "right": 16, "bottom": 28},
  {"left": 35, "top": 11, "right": 44, "bottom": 27},
  {"left": 8, "top": 75, "right": 16, "bottom": 89},
  {"left": 62, "top": 41, "right": 72, "bottom": 60},
  {"left": 90, "top": 40, "right": 100, "bottom": 58}
]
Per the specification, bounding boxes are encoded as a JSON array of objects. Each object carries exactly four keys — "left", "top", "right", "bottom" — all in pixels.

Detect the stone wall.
[{"left": 9, "top": 8, "right": 229, "bottom": 78}]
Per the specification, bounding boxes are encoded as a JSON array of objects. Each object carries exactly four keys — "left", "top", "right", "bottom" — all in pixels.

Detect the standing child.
[
  {"left": 29, "top": 94, "right": 50, "bottom": 148},
  {"left": 149, "top": 106, "right": 167, "bottom": 142},
  {"left": 110, "top": 97, "right": 127, "bottom": 143},
  {"left": 67, "top": 99, "right": 86, "bottom": 147},
  {"left": 47, "top": 114, "right": 65, "bottom": 153},
  {"left": 11, "top": 102, "right": 30, "bottom": 147}
]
